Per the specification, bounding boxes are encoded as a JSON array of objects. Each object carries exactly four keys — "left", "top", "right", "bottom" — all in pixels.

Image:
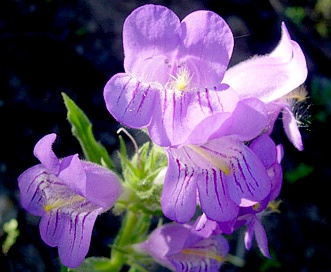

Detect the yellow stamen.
[
  {"left": 267, "top": 199, "right": 282, "bottom": 213},
  {"left": 188, "top": 145, "right": 230, "bottom": 175},
  {"left": 170, "top": 66, "right": 192, "bottom": 92},
  {"left": 181, "top": 248, "right": 223, "bottom": 262}
]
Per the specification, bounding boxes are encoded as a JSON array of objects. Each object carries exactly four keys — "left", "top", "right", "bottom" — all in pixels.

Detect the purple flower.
[
  {"left": 104, "top": 4, "right": 238, "bottom": 147},
  {"left": 223, "top": 23, "right": 308, "bottom": 150},
  {"left": 18, "top": 134, "right": 122, "bottom": 268},
  {"left": 215, "top": 134, "right": 284, "bottom": 257},
  {"left": 240, "top": 135, "right": 284, "bottom": 258},
  {"left": 161, "top": 99, "right": 272, "bottom": 223},
  {"left": 137, "top": 219, "right": 229, "bottom": 271}
]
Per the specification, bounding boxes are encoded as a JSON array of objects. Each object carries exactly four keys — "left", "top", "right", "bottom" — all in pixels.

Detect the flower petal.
[
  {"left": 202, "top": 137, "right": 271, "bottom": 207},
  {"left": 18, "top": 164, "right": 49, "bottom": 216},
  {"left": 183, "top": 88, "right": 239, "bottom": 145},
  {"left": 123, "top": 4, "right": 180, "bottom": 83},
  {"left": 83, "top": 161, "right": 122, "bottom": 208},
  {"left": 57, "top": 208, "right": 101, "bottom": 268},
  {"left": 179, "top": 10, "right": 234, "bottom": 87},
  {"left": 252, "top": 218, "right": 271, "bottom": 258},
  {"left": 244, "top": 218, "right": 254, "bottom": 250},
  {"left": 161, "top": 152, "right": 198, "bottom": 223},
  {"left": 149, "top": 85, "right": 235, "bottom": 146},
  {"left": 197, "top": 168, "right": 239, "bottom": 222},
  {"left": 104, "top": 73, "right": 157, "bottom": 128},
  {"left": 223, "top": 23, "right": 307, "bottom": 102},
  {"left": 249, "top": 134, "right": 277, "bottom": 169},
  {"left": 33, "top": 133, "right": 60, "bottom": 174},
  {"left": 212, "top": 98, "right": 268, "bottom": 141},
  {"left": 58, "top": 154, "right": 86, "bottom": 197},
  {"left": 139, "top": 223, "right": 190, "bottom": 270},
  {"left": 282, "top": 104, "right": 303, "bottom": 150},
  {"left": 268, "top": 162, "right": 283, "bottom": 201},
  {"left": 171, "top": 232, "right": 229, "bottom": 271},
  {"left": 37, "top": 175, "right": 104, "bottom": 268}
]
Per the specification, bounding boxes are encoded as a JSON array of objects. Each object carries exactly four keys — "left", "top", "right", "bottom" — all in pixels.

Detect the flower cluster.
[{"left": 18, "top": 4, "right": 308, "bottom": 271}]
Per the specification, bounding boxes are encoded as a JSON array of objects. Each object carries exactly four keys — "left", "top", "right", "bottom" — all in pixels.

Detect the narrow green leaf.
[{"left": 62, "top": 92, "right": 114, "bottom": 170}]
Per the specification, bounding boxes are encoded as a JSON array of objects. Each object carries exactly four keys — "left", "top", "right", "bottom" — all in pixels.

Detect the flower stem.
[{"left": 108, "top": 210, "right": 150, "bottom": 271}]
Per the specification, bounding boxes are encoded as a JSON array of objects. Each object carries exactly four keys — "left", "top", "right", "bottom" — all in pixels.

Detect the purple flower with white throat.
[
  {"left": 104, "top": 4, "right": 238, "bottom": 147},
  {"left": 136, "top": 218, "right": 229, "bottom": 271},
  {"left": 18, "top": 134, "right": 122, "bottom": 268},
  {"left": 223, "top": 22, "right": 308, "bottom": 150}
]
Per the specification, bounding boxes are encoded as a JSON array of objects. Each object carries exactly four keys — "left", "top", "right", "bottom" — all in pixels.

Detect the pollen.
[{"left": 170, "top": 66, "right": 192, "bottom": 92}]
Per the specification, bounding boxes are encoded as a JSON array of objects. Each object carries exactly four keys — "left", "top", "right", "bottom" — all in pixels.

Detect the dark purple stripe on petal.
[
  {"left": 172, "top": 92, "right": 176, "bottom": 130},
  {"left": 196, "top": 91, "right": 205, "bottom": 114},
  {"left": 213, "top": 169, "right": 224, "bottom": 213},
  {"left": 204, "top": 169, "right": 209, "bottom": 196},
  {"left": 241, "top": 151, "right": 259, "bottom": 187},
  {"left": 205, "top": 88, "right": 214, "bottom": 114},
  {"left": 162, "top": 89, "right": 168, "bottom": 125},
  {"left": 179, "top": 95, "right": 184, "bottom": 123},
  {"left": 124, "top": 81, "right": 140, "bottom": 114},
  {"left": 116, "top": 77, "right": 133, "bottom": 104},
  {"left": 137, "top": 86, "right": 150, "bottom": 113},
  {"left": 214, "top": 87, "right": 224, "bottom": 112},
  {"left": 229, "top": 160, "right": 245, "bottom": 194},
  {"left": 80, "top": 211, "right": 91, "bottom": 245}
]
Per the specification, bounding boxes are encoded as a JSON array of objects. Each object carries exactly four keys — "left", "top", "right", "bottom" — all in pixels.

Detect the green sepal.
[
  {"left": 62, "top": 92, "right": 114, "bottom": 170},
  {"left": 117, "top": 139, "right": 167, "bottom": 214}
]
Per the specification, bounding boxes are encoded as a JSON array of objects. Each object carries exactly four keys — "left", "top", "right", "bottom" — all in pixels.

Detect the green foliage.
[
  {"left": 311, "top": 76, "right": 331, "bottom": 123},
  {"left": 284, "top": 1, "right": 331, "bottom": 38},
  {"left": 285, "top": 162, "right": 314, "bottom": 183},
  {"left": 2, "top": 219, "right": 20, "bottom": 255},
  {"left": 285, "top": 6, "right": 306, "bottom": 24},
  {"left": 259, "top": 248, "right": 281, "bottom": 272},
  {"left": 62, "top": 93, "right": 114, "bottom": 170},
  {"left": 68, "top": 257, "right": 113, "bottom": 272},
  {"left": 315, "top": 0, "right": 331, "bottom": 37},
  {"left": 116, "top": 136, "right": 167, "bottom": 214}
]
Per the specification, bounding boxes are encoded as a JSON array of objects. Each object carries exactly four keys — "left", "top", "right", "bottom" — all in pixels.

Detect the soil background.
[{"left": 1, "top": 0, "right": 331, "bottom": 271}]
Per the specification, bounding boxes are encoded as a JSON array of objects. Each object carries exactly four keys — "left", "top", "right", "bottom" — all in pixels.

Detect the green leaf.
[
  {"left": 68, "top": 257, "right": 112, "bottom": 272},
  {"left": 62, "top": 93, "right": 114, "bottom": 170},
  {"left": 285, "top": 162, "right": 314, "bottom": 183}
]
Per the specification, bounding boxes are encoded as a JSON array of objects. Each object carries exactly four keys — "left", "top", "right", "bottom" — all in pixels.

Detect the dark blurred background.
[{"left": 0, "top": 0, "right": 331, "bottom": 271}]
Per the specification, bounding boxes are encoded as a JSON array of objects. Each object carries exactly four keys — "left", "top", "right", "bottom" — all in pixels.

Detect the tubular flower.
[
  {"left": 161, "top": 99, "right": 272, "bottom": 224},
  {"left": 136, "top": 219, "right": 229, "bottom": 272},
  {"left": 18, "top": 134, "right": 122, "bottom": 268},
  {"left": 223, "top": 23, "right": 308, "bottom": 150},
  {"left": 104, "top": 4, "right": 238, "bottom": 147}
]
